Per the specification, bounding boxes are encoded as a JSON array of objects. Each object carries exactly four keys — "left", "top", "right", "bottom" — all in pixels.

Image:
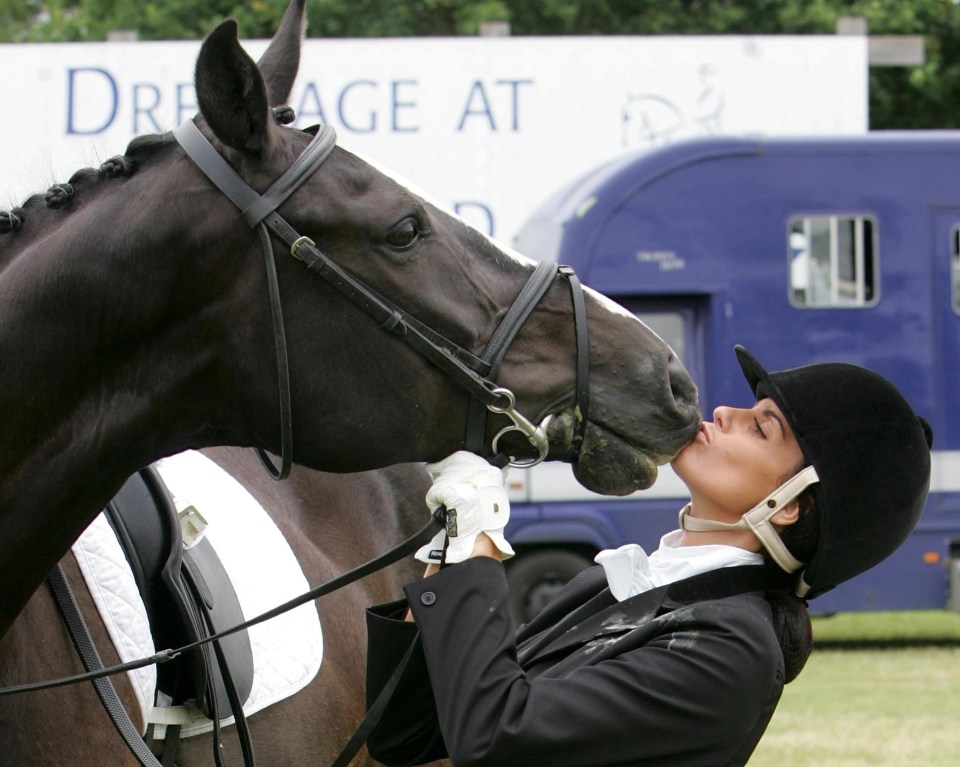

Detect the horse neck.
[{"left": 0, "top": 177, "right": 261, "bottom": 638}]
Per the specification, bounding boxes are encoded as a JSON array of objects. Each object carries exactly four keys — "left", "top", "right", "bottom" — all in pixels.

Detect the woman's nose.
[
  {"left": 713, "top": 405, "right": 749, "bottom": 431},
  {"left": 712, "top": 406, "right": 729, "bottom": 429}
]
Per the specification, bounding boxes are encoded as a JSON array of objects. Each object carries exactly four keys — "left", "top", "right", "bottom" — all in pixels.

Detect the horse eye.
[{"left": 385, "top": 218, "right": 420, "bottom": 250}]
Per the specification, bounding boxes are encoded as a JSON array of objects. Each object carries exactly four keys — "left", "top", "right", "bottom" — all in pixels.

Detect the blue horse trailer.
[{"left": 504, "top": 132, "right": 960, "bottom": 621}]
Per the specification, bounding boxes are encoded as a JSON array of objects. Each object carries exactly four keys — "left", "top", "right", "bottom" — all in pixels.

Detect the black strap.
[
  {"left": 174, "top": 119, "right": 511, "bottom": 478},
  {"left": 4, "top": 511, "right": 445, "bottom": 698},
  {"left": 560, "top": 267, "right": 590, "bottom": 463},
  {"left": 464, "top": 260, "right": 558, "bottom": 453},
  {"left": 173, "top": 119, "right": 570, "bottom": 470},
  {"left": 291, "top": 230, "right": 503, "bottom": 401},
  {"left": 161, "top": 724, "right": 181, "bottom": 766},
  {"left": 328, "top": 630, "right": 422, "bottom": 767},
  {"left": 329, "top": 506, "right": 458, "bottom": 767},
  {"left": 47, "top": 564, "right": 164, "bottom": 767},
  {"left": 482, "top": 260, "right": 558, "bottom": 375},
  {"left": 241, "top": 136, "right": 337, "bottom": 227},
  {"left": 254, "top": 223, "right": 293, "bottom": 479},
  {"left": 181, "top": 542, "right": 257, "bottom": 766},
  {"left": 173, "top": 119, "right": 336, "bottom": 220},
  {"left": 208, "top": 628, "right": 257, "bottom": 767}
]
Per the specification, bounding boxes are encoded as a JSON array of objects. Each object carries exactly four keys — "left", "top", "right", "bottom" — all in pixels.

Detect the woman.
[{"left": 364, "top": 346, "right": 932, "bottom": 767}]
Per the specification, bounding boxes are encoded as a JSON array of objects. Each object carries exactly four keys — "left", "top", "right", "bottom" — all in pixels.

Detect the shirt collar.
[{"left": 594, "top": 529, "right": 764, "bottom": 601}]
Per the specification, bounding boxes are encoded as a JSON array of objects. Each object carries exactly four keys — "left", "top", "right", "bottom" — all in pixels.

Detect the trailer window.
[
  {"left": 634, "top": 311, "right": 686, "bottom": 365},
  {"left": 953, "top": 226, "right": 960, "bottom": 313},
  {"left": 788, "top": 215, "right": 877, "bottom": 308}
]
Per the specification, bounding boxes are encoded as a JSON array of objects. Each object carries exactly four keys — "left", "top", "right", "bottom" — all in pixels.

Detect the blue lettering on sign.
[
  {"left": 458, "top": 81, "right": 494, "bottom": 130},
  {"left": 67, "top": 67, "right": 118, "bottom": 135},
  {"left": 297, "top": 82, "right": 329, "bottom": 125},
  {"left": 391, "top": 80, "right": 418, "bottom": 132},
  {"left": 64, "top": 70, "right": 536, "bottom": 139},
  {"left": 339, "top": 79, "right": 378, "bottom": 133},
  {"left": 297, "top": 79, "right": 422, "bottom": 133},
  {"left": 133, "top": 83, "right": 162, "bottom": 133},
  {"left": 454, "top": 201, "right": 495, "bottom": 237},
  {"left": 176, "top": 83, "right": 197, "bottom": 126},
  {"left": 499, "top": 79, "right": 533, "bottom": 131},
  {"left": 66, "top": 67, "right": 196, "bottom": 135},
  {"left": 456, "top": 79, "right": 533, "bottom": 132}
]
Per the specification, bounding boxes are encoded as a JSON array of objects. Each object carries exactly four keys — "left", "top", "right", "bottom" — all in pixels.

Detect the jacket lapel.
[
  {"left": 518, "top": 579, "right": 670, "bottom": 667},
  {"left": 517, "top": 565, "right": 776, "bottom": 670}
]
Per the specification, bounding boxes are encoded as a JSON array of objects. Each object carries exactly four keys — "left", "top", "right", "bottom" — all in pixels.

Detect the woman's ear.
[{"left": 771, "top": 499, "right": 801, "bottom": 528}]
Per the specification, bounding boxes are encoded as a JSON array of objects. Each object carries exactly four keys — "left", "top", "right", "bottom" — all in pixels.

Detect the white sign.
[{"left": 0, "top": 35, "right": 867, "bottom": 245}]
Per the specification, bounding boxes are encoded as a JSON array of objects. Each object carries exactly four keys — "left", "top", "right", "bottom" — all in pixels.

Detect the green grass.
[
  {"left": 810, "top": 610, "right": 960, "bottom": 644},
  {"left": 748, "top": 612, "right": 960, "bottom": 766}
]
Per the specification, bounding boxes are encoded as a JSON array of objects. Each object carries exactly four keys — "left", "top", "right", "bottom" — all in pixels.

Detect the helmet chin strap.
[{"left": 678, "top": 466, "right": 820, "bottom": 577}]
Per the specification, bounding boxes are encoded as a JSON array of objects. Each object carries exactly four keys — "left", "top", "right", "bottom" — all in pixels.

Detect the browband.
[{"left": 174, "top": 119, "right": 337, "bottom": 227}]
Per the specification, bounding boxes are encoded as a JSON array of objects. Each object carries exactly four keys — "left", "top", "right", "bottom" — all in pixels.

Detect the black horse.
[{"left": 0, "top": 0, "right": 699, "bottom": 761}]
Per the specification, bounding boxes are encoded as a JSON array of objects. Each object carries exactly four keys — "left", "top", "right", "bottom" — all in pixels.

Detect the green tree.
[{"left": 503, "top": 0, "right": 960, "bottom": 128}]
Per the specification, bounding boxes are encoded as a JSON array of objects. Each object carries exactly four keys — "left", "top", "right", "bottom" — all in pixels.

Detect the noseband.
[{"left": 173, "top": 115, "right": 589, "bottom": 478}]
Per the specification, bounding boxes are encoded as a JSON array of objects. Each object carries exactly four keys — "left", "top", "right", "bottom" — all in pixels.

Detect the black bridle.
[{"left": 173, "top": 114, "right": 590, "bottom": 478}]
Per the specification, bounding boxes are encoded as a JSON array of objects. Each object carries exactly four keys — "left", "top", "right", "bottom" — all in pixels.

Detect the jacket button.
[{"left": 420, "top": 591, "right": 437, "bottom": 606}]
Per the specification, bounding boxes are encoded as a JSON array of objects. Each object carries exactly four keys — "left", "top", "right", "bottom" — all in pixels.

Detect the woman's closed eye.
[{"left": 754, "top": 418, "right": 767, "bottom": 439}]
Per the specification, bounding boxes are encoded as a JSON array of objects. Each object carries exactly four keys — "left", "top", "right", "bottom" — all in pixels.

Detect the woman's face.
[{"left": 671, "top": 397, "right": 804, "bottom": 523}]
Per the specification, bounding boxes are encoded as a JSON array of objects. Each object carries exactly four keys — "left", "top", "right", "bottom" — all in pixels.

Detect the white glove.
[{"left": 415, "top": 451, "right": 514, "bottom": 565}]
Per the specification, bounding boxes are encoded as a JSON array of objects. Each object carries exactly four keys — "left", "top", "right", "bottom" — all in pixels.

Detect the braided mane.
[{"left": 0, "top": 132, "right": 175, "bottom": 236}]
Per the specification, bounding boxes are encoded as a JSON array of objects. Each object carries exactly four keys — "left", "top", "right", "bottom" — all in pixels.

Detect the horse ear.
[
  {"left": 195, "top": 19, "right": 271, "bottom": 154},
  {"left": 256, "top": 0, "right": 306, "bottom": 106}
]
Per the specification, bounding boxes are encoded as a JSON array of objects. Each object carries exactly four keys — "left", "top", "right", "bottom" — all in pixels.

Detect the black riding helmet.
[{"left": 735, "top": 345, "right": 933, "bottom": 598}]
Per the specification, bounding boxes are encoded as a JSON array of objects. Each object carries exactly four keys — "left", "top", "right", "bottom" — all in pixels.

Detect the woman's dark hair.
[{"left": 763, "top": 483, "right": 819, "bottom": 683}]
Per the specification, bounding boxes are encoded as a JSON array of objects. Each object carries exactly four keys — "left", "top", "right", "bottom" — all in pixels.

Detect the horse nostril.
[{"left": 667, "top": 354, "right": 699, "bottom": 414}]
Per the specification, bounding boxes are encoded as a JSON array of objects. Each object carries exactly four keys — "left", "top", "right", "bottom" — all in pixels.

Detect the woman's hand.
[
  {"left": 414, "top": 452, "right": 514, "bottom": 565},
  {"left": 469, "top": 532, "right": 504, "bottom": 561}
]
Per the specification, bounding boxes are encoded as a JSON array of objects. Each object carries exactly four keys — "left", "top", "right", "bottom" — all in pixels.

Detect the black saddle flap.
[{"left": 103, "top": 465, "right": 254, "bottom": 718}]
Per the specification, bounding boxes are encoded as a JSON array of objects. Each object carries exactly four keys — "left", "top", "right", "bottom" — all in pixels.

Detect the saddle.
[{"left": 101, "top": 465, "right": 254, "bottom": 720}]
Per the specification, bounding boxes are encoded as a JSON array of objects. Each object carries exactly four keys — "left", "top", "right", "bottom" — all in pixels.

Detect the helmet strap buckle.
[{"left": 678, "top": 466, "right": 820, "bottom": 578}]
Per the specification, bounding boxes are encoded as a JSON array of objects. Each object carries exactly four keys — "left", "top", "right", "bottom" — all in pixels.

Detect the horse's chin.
[{"left": 545, "top": 411, "right": 667, "bottom": 496}]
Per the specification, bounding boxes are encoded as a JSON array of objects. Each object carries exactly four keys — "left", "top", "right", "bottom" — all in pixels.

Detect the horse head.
[
  {"left": 180, "top": 0, "right": 699, "bottom": 489},
  {"left": 0, "top": 0, "right": 699, "bottom": 637}
]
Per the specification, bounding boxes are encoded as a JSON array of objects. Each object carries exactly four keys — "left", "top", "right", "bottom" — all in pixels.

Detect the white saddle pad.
[{"left": 71, "top": 450, "right": 324, "bottom": 737}]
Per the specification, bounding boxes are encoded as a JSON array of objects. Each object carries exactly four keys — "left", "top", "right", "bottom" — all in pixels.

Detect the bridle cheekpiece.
[{"left": 173, "top": 111, "right": 590, "bottom": 477}]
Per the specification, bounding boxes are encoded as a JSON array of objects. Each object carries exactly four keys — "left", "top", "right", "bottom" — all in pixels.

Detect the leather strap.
[
  {"left": 173, "top": 119, "right": 336, "bottom": 218},
  {"left": 560, "top": 266, "right": 590, "bottom": 462},
  {"left": 679, "top": 465, "right": 820, "bottom": 576},
  {"left": 4, "top": 511, "right": 446, "bottom": 699},
  {"left": 47, "top": 564, "right": 164, "bottom": 767},
  {"left": 49, "top": 561, "right": 257, "bottom": 767},
  {"left": 328, "top": 631, "right": 422, "bottom": 767},
  {"left": 180, "top": 537, "right": 254, "bottom": 718},
  {"left": 465, "top": 260, "right": 557, "bottom": 453},
  {"left": 174, "top": 117, "right": 579, "bottom": 469},
  {"left": 253, "top": 223, "right": 293, "bottom": 478}
]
